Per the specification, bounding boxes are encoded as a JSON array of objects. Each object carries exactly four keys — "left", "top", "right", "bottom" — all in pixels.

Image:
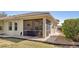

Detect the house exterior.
[{"left": 0, "top": 12, "right": 58, "bottom": 40}]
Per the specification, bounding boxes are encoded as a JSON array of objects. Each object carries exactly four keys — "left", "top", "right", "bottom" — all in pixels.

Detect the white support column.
[
  {"left": 22, "top": 19, "right": 24, "bottom": 36},
  {"left": 50, "top": 23, "right": 53, "bottom": 35},
  {"left": 54, "top": 26, "right": 56, "bottom": 34},
  {"left": 43, "top": 18, "right": 46, "bottom": 38}
]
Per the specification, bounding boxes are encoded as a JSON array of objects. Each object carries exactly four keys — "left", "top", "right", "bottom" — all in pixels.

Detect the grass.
[{"left": 0, "top": 37, "right": 57, "bottom": 48}]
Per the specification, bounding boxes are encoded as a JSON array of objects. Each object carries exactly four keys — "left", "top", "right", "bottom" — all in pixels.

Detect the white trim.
[{"left": 43, "top": 18, "right": 46, "bottom": 38}]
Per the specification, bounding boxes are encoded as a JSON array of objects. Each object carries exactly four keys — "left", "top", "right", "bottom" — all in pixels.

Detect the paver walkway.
[{"left": 46, "top": 35, "right": 79, "bottom": 48}]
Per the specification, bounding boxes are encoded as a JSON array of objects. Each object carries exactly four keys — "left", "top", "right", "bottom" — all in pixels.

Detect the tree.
[
  {"left": 0, "top": 12, "right": 7, "bottom": 17},
  {"left": 62, "top": 18, "right": 79, "bottom": 41}
]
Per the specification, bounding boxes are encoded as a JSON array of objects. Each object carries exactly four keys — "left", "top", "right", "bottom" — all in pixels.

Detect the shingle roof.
[
  {"left": 0, "top": 12, "right": 58, "bottom": 24},
  {"left": 0, "top": 12, "right": 50, "bottom": 20}
]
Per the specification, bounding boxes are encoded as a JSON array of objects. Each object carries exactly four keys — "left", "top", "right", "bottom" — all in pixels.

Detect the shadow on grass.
[
  {"left": 0, "top": 37, "right": 25, "bottom": 43},
  {"left": 0, "top": 37, "right": 55, "bottom": 45},
  {"left": 0, "top": 37, "right": 78, "bottom": 48}
]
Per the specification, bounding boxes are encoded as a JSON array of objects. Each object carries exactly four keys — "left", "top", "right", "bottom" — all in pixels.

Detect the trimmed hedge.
[{"left": 62, "top": 18, "right": 79, "bottom": 41}]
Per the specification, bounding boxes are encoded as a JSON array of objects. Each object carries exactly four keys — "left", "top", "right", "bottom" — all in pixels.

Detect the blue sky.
[
  {"left": 2, "top": 11, "right": 79, "bottom": 22},
  {"left": 51, "top": 11, "right": 79, "bottom": 22}
]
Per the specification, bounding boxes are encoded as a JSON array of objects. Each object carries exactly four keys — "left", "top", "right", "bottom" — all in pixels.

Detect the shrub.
[{"left": 62, "top": 18, "right": 79, "bottom": 42}]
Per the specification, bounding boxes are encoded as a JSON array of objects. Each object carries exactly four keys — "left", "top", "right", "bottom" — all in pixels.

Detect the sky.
[
  {"left": 2, "top": 11, "right": 79, "bottom": 23},
  {"left": 51, "top": 11, "right": 79, "bottom": 23}
]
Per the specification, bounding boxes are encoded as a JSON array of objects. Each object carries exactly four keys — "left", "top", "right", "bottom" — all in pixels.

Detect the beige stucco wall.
[{"left": 3, "top": 19, "right": 23, "bottom": 36}]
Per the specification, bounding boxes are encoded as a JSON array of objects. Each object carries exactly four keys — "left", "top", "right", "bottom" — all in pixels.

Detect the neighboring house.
[{"left": 0, "top": 12, "right": 58, "bottom": 40}]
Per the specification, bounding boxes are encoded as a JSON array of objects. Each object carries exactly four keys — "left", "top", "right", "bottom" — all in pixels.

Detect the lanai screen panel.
[
  {"left": 23, "top": 19, "right": 43, "bottom": 37},
  {"left": 46, "top": 20, "right": 51, "bottom": 36}
]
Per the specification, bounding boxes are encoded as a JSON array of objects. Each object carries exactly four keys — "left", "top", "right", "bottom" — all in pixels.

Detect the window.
[
  {"left": 9, "top": 22, "right": 12, "bottom": 31},
  {"left": 14, "top": 22, "right": 18, "bottom": 31}
]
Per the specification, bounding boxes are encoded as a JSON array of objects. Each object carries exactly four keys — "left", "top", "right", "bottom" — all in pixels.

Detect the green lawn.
[{"left": 0, "top": 38, "right": 57, "bottom": 48}]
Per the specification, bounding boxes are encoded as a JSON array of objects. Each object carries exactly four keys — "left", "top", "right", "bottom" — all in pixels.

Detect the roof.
[{"left": 0, "top": 12, "right": 58, "bottom": 24}]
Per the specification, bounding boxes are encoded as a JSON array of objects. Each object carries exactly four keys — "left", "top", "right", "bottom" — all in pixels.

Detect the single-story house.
[{"left": 0, "top": 12, "right": 58, "bottom": 41}]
